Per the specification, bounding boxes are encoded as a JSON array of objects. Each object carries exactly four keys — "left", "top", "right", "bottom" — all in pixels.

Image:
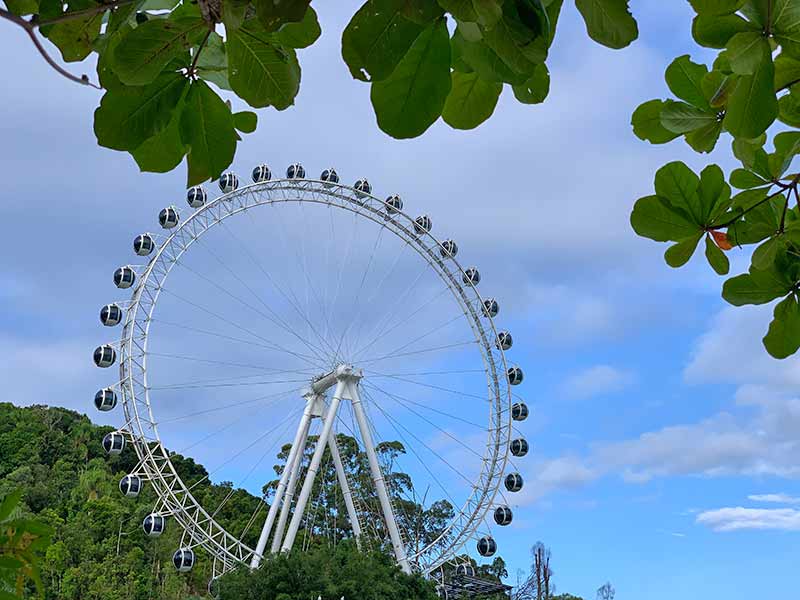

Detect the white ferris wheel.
[{"left": 92, "top": 163, "right": 530, "bottom": 585}]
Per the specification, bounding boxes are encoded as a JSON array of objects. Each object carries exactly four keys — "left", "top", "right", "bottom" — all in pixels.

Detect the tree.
[
  {"left": 217, "top": 540, "right": 438, "bottom": 600},
  {"left": 631, "top": 1, "right": 800, "bottom": 359},
  {"left": 0, "top": 0, "right": 641, "bottom": 184},
  {"left": 596, "top": 582, "right": 615, "bottom": 600},
  {"left": 261, "top": 433, "right": 454, "bottom": 554},
  {"left": 514, "top": 541, "right": 554, "bottom": 600}
]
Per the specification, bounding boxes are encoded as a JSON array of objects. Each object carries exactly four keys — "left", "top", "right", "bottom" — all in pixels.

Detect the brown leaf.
[{"left": 711, "top": 230, "right": 733, "bottom": 250}]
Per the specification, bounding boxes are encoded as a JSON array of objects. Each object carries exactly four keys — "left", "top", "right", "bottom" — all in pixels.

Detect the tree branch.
[
  {"left": 33, "top": 0, "right": 136, "bottom": 27},
  {"left": 0, "top": 7, "right": 102, "bottom": 88},
  {"left": 714, "top": 180, "right": 800, "bottom": 230}
]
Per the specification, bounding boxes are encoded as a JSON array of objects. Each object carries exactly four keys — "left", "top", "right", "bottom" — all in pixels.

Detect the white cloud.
[
  {"left": 560, "top": 365, "right": 635, "bottom": 400},
  {"left": 696, "top": 507, "right": 800, "bottom": 532},
  {"left": 517, "top": 456, "right": 598, "bottom": 504},
  {"left": 684, "top": 306, "right": 800, "bottom": 388},
  {"left": 748, "top": 493, "right": 800, "bottom": 505},
  {"left": 519, "top": 306, "right": 800, "bottom": 503}
]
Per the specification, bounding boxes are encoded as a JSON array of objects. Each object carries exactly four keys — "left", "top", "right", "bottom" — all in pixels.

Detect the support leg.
[
  {"left": 349, "top": 382, "right": 412, "bottom": 573},
  {"left": 250, "top": 396, "right": 314, "bottom": 568},
  {"left": 328, "top": 434, "right": 362, "bottom": 548},
  {"left": 280, "top": 379, "right": 347, "bottom": 553},
  {"left": 269, "top": 412, "right": 312, "bottom": 553}
]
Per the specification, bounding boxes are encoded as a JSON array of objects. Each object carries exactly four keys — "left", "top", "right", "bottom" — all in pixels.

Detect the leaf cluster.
[
  {"left": 3, "top": 0, "right": 643, "bottom": 182},
  {"left": 342, "top": 0, "right": 640, "bottom": 138},
  {"left": 0, "top": 489, "right": 52, "bottom": 599},
  {"left": 630, "top": 0, "right": 800, "bottom": 359}
]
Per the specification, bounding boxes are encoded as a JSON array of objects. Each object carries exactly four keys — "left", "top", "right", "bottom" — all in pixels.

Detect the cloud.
[
  {"left": 517, "top": 456, "right": 598, "bottom": 504},
  {"left": 519, "top": 306, "right": 800, "bottom": 503},
  {"left": 559, "top": 365, "right": 635, "bottom": 400},
  {"left": 684, "top": 306, "right": 800, "bottom": 388},
  {"left": 696, "top": 507, "right": 800, "bottom": 532},
  {"left": 747, "top": 493, "right": 800, "bottom": 505}
]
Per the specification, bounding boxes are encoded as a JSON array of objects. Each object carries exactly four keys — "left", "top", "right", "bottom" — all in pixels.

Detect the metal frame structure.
[{"left": 105, "top": 176, "right": 516, "bottom": 580}]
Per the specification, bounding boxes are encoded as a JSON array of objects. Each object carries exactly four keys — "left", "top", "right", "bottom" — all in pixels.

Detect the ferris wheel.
[{"left": 91, "top": 163, "right": 531, "bottom": 583}]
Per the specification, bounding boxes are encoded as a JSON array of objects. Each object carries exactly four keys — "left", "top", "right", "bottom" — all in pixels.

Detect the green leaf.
[
  {"left": 772, "top": 0, "right": 800, "bottom": 58},
  {"left": 660, "top": 100, "right": 717, "bottom": 134},
  {"left": 512, "top": 63, "right": 550, "bottom": 103},
  {"left": 3, "top": 0, "right": 39, "bottom": 15},
  {"left": 779, "top": 92, "right": 800, "bottom": 127},
  {"left": 654, "top": 161, "right": 703, "bottom": 224},
  {"left": 574, "top": 0, "right": 638, "bottom": 49},
  {"left": 254, "top": 0, "right": 311, "bottom": 31},
  {"left": 726, "top": 31, "right": 770, "bottom": 75},
  {"left": 437, "top": 0, "right": 502, "bottom": 26},
  {"left": 233, "top": 111, "right": 258, "bottom": 133},
  {"left": 723, "top": 46, "right": 778, "bottom": 139},
  {"left": 685, "top": 119, "right": 723, "bottom": 153},
  {"left": 401, "top": 0, "right": 445, "bottom": 24},
  {"left": 774, "top": 53, "right": 800, "bottom": 90},
  {"left": 688, "top": 0, "right": 746, "bottom": 14},
  {"left": 665, "top": 55, "right": 710, "bottom": 109},
  {"left": 763, "top": 295, "right": 800, "bottom": 358},
  {"left": 442, "top": 70, "right": 502, "bottom": 129},
  {"left": 43, "top": 1, "right": 106, "bottom": 62},
  {"left": 692, "top": 13, "right": 755, "bottom": 48},
  {"left": 730, "top": 187, "right": 770, "bottom": 212},
  {"left": 732, "top": 133, "right": 768, "bottom": 172},
  {"left": 371, "top": 17, "right": 452, "bottom": 138},
  {"left": 180, "top": 81, "right": 238, "bottom": 185},
  {"left": 631, "top": 99, "right": 680, "bottom": 144},
  {"left": 752, "top": 236, "right": 783, "bottom": 269},
  {"left": 730, "top": 168, "right": 769, "bottom": 189},
  {"left": 772, "top": 131, "right": 800, "bottom": 175},
  {"left": 223, "top": 0, "right": 250, "bottom": 31},
  {"left": 705, "top": 72, "right": 737, "bottom": 107},
  {"left": 665, "top": 233, "right": 703, "bottom": 267},
  {"left": 112, "top": 17, "right": 206, "bottom": 85},
  {"left": 451, "top": 29, "right": 526, "bottom": 84},
  {"left": 132, "top": 103, "right": 187, "bottom": 173},
  {"left": 0, "top": 490, "right": 21, "bottom": 522},
  {"left": 630, "top": 195, "right": 699, "bottom": 242},
  {"left": 482, "top": 0, "right": 552, "bottom": 73},
  {"left": 275, "top": 6, "right": 321, "bottom": 48},
  {"left": 196, "top": 32, "right": 230, "bottom": 90},
  {"left": 341, "top": 0, "right": 424, "bottom": 82},
  {"left": 140, "top": 0, "right": 180, "bottom": 9},
  {"left": 94, "top": 72, "right": 189, "bottom": 151},
  {"left": 227, "top": 20, "right": 301, "bottom": 109},
  {"left": 698, "top": 163, "right": 730, "bottom": 221},
  {"left": 705, "top": 234, "right": 730, "bottom": 274},
  {"left": 723, "top": 264, "right": 793, "bottom": 306}
]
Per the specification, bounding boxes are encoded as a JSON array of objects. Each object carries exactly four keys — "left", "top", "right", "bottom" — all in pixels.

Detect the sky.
[{"left": 1, "top": 1, "right": 799, "bottom": 599}]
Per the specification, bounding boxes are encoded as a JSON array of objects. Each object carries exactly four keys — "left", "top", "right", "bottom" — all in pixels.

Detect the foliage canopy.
[
  {"left": 0, "top": 0, "right": 640, "bottom": 185},
  {"left": 630, "top": 0, "right": 800, "bottom": 359}
]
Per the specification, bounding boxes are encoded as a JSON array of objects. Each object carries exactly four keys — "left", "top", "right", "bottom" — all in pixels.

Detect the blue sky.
[{"left": 2, "top": 1, "right": 799, "bottom": 598}]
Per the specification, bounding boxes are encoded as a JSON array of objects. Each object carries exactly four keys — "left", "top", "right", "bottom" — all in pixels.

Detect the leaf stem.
[
  {"left": 0, "top": 7, "right": 101, "bottom": 88},
  {"left": 780, "top": 194, "right": 790, "bottom": 232},
  {"left": 188, "top": 28, "right": 213, "bottom": 77}
]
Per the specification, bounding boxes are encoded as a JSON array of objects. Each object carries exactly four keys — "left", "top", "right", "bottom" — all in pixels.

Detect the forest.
[{"left": 0, "top": 402, "right": 526, "bottom": 599}]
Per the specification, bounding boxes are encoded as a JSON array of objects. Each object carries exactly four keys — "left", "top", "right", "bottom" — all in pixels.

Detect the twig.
[
  {"left": 188, "top": 28, "right": 213, "bottom": 76},
  {"left": 0, "top": 7, "right": 102, "bottom": 88},
  {"left": 33, "top": 0, "right": 136, "bottom": 27},
  {"left": 715, "top": 174, "right": 800, "bottom": 230}
]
